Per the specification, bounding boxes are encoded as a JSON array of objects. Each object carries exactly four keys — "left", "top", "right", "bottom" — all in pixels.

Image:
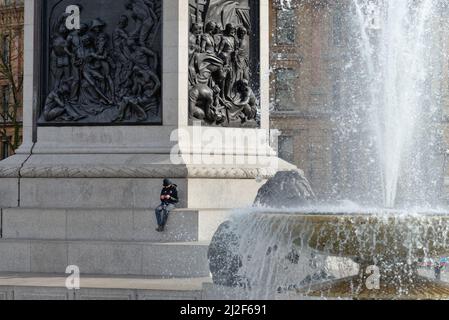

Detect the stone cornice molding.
[{"left": 0, "top": 165, "right": 276, "bottom": 179}]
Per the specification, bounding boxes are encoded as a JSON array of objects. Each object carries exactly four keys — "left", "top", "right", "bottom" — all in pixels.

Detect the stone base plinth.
[
  {"left": 0, "top": 273, "right": 210, "bottom": 300},
  {"left": 0, "top": 151, "right": 293, "bottom": 284},
  {"left": 0, "top": 0, "right": 282, "bottom": 296},
  {"left": 0, "top": 238, "right": 210, "bottom": 277},
  {"left": 0, "top": 153, "right": 290, "bottom": 209},
  {"left": 0, "top": 207, "right": 237, "bottom": 278},
  {"left": 1, "top": 208, "right": 232, "bottom": 242}
]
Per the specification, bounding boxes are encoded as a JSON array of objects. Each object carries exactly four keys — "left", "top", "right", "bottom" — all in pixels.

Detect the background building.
[
  {"left": 270, "top": 0, "right": 344, "bottom": 199},
  {"left": 269, "top": 0, "right": 449, "bottom": 202},
  {"left": 2, "top": 0, "right": 449, "bottom": 202},
  {"left": 0, "top": 0, "right": 23, "bottom": 160}
]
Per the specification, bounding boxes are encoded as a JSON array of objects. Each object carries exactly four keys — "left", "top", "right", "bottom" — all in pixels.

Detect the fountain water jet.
[
  {"left": 208, "top": 0, "right": 449, "bottom": 299},
  {"left": 352, "top": 0, "right": 441, "bottom": 207}
]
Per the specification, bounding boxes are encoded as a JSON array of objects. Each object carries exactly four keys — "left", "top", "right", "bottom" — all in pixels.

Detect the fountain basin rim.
[{"left": 250, "top": 210, "right": 449, "bottom": 219}]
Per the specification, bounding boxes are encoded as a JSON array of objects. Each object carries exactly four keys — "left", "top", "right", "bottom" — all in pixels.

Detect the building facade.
[
  {"left": 0, "top": 0, "right": 23, "bottom": 160},
  {"left": 270, "top": 0, "right": 344, "bottom": 198},
  {"left": 269, "top": 0, "right": 449, "bottom": 201}
]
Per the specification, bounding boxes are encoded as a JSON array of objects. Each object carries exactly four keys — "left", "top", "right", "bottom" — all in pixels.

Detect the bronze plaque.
[
  {"left": 39, "top": 0, "right": 162, "bottom": 126},
  {"left": 188, "top": 0, "right": 260, "bottom": 128}
]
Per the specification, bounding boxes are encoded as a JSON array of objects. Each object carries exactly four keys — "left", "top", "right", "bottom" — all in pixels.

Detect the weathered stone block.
[
  {"left": 142, "top": 242, "right": 210, "bottom": 277},
  {"left": 3, "top": 209, "right": 66, "bottom": 239},
  {"left": 30, "top": 242, "right": 68, "bottom": 274},
  {"left": 0, "top": 241, "right": 30, "bottom": 272},
  {"left": 68, "top": 242, "right": 143, "bottom": 275}
]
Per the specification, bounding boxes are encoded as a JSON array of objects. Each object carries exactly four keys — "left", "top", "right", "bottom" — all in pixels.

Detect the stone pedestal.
[
  {"left": 0, "top": 0, "right": 292, "bottom": 211},
  {"left": 0, "top": 0, "right": 294, "bottom": 289}
]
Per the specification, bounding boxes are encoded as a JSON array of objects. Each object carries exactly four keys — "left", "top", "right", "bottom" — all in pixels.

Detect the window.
[
  {"left": 276, "top": 8, "right": 296, "bottom": 45},
  {"left": 1, "top": 136, "right": 10, "bottom": 160},
  {"left": 275, "top": 68, "right": 297, "bottom": 111},
  {"left": 3, "top": 0, "right": 23, "bottom": 7},
  {"left": 2, "top": 85, "right": 9, "bottom": 120},
  {"left": 2, "top": 35, "right": 10, "bottom": 64},
  {"left": 278, "top": 136, "right": 294, "bottom": 163}
]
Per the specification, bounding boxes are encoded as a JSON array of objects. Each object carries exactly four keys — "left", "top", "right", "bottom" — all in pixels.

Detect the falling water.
[
  {"left": 221, "top": 209, "right": 449, "bottom": 299},
  {"left": 209, "top": 0, "right": 449, "bottom": 300},
  {"left": 350, "top": 0, "right": 444, "bottom": 208}
]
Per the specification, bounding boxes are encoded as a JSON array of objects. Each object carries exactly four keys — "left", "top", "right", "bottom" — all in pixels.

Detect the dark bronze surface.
[
  {"left": 39, "top": 0, "right": 162, "bottom": 126},
  {"left": 188, "top": 0, "right": 260, "bottom": 127}
]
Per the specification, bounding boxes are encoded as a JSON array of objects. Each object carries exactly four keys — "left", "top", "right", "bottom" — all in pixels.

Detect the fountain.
[{"left": 207, "top": 0, "right": 449, "bottom": 300}]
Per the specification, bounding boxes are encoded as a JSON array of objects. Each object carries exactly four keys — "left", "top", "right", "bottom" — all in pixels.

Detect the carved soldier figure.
[
  {"left": 217, "top": 24, "right": 236, "bottom": 65},
  {"left": 189, "top": 22, "right": 204, "bottom": 85},
  {"left": 189, "top": 82, "right": 225, "bottom": 125},
  {"left": 90, "top": 18, "right": 115, "bottom": 102},
  {"left": 235, "top": 26, "right": 250, "bottom": 82},
  {"left": 189, "top": 23, "right": 203, "bottom": 59},
  {"left": 43, "top": 80, "right": 85, "bottom": 122},
  {"left": 113, "top": 15, "right": 132, "bottom": 96},
  {"left": 113, "top": 15, "right": 130, "bottom": 52},
  {"left": 128, "top": 38, "right": 158, "bottom": 72},
  {"left": 66, "top": 23, "right": 90, "bottom": 100},
  {"left": 217, "top": 23, "right": 237, "bottom": 100},
  {"left": 201, "top": 21, "right": 217, "bottom": 54},
  {"left": 126, "top": 0, "right": 157, "bottom": 47},
  {"left": 50, "top": 19, "right": 71, "bottom": 90},
  {"left": 78, "top": 34, "right": 113, "bottom": 108},
  {"left": 213, "top": 23, "right": 224, "bottom": 51}
]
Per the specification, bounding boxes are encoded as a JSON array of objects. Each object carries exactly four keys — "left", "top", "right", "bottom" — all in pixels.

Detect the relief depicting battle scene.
[
  {"left": 39, "top": 0, "right": 162, "bottom": 125},
  {"left": 189, "top": 0, "right": 260, "bottom": 127}
]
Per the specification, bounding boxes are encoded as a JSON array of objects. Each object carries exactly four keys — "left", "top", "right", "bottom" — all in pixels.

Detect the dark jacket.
[{"left": 160, "top": 184, "right": 179, "bottom": 205}]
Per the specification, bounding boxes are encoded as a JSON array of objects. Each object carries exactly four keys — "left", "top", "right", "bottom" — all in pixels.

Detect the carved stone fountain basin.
[
  {"left": 208, "top": 210, "right": 449, "bottom": 299},
  {"left": 253, "top": 212, "right": 449, "bottom": 299},
  {"left": 259, "top": 213, "right": 449, "bottom": 261}
]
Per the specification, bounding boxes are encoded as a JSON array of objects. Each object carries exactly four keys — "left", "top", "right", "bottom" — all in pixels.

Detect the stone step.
[
  {"left": 1, "top": 208, "right": 232, "bottom": 242},
  {"left": 0, "top": 239, "right": 210, "bottom": 278},
  {"left": 5, "top": 167, "right": 264, "bottom": 209},
  {"left": 0, "top": 273, "right": 211, "bottom": 300}
]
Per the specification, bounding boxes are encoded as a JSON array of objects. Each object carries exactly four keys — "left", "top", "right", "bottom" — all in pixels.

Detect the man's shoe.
[{"left": 156, "top": 226, "right": 162, "bottom": 232}]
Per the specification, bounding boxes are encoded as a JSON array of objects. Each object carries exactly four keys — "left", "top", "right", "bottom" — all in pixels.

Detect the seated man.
[{"left": 155, "top": 179, "right": 179, "bottom": 232}]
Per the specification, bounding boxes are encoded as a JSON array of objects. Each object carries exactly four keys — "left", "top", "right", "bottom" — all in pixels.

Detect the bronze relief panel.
[
  {"left": 39, "top": 0, "right": 162, "bottom": 126},
  {"left": 189, "top": 0, "right": 260, "bottom": 128}
]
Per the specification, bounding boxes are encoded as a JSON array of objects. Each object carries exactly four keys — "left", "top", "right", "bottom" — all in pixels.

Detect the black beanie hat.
[{"left": 163, "top": 178, "right": 172, "bottom": 187}]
